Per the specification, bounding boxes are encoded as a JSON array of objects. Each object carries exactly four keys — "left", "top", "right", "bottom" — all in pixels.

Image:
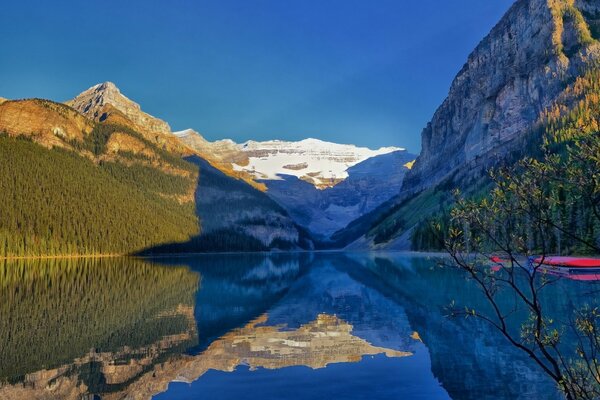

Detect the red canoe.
[{"left": 534, "top": 256, "right": 600, "bottom": 268}]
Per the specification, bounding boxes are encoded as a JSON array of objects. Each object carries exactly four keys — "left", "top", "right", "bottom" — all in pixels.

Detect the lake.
[{"left": 0, "top": 252, "right": 587, "bottom": 399}]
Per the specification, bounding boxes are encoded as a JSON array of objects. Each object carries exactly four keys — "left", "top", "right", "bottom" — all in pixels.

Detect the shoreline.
[
  {"left": 0, "top": 249, "right": 451, "bottom": 261},
  {"left": 0, "top": 253, "right": 125, "bottom": 261}
]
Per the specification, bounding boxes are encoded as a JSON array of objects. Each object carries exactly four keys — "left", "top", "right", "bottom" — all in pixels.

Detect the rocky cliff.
[
  {"left": 0, "top": 99, "right": 94, "bottom": 149},
  {"left": 352, "top": 0, "right": 600, "bottom": 250},
  {"left": 404, "top": 0, "right": 600, "bottom": 193}
]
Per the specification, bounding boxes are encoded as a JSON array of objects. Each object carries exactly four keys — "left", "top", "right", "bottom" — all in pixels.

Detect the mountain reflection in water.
[{"left": 0, "top": 252, "right": 580, "bottom": 399}]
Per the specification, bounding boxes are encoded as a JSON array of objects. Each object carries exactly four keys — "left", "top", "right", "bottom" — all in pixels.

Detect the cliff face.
[{"left": 404, "top": 0, "right": 600, "bottom": 193}]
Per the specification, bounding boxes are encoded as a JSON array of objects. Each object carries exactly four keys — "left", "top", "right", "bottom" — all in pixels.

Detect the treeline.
[
  {"left": 142, "top": 228, "right": 270, "bottom": 254},
  {"left": 0, "top": 134, "right": 198, "bottom": 257},
  {"left": 542, "top": 68, "right": 600, "bottom": 144},
  {"left": 412, "top": 178, "right": 599, "bottom": 255}
]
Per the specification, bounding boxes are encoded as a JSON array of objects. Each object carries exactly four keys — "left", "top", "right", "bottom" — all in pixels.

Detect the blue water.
[
  {"left": 0, "top": 252, "right": 572, "bottom": 399},
  {"left": 158, "top": 352, "right": 446, "bottom": 400}
]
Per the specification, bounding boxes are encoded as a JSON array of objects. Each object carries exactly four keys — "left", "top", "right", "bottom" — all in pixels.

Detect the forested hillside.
[
  {"left": 0, "top": 135, "right": 198, "bottom": 257},
  {"left": 0, "top": 96, "right": 200, "bottom": 257}
]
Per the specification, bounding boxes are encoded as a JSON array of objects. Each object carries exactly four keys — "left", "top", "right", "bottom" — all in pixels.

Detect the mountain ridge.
[{"left": 174, "top": 128, "right": 405, "bottom": 189}]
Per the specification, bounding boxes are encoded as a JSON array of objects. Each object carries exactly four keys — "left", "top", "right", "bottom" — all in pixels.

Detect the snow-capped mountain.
[
  {"left": 235, "top": 138, "right": 402, "bottom": 189},
  {"left": 173, "top": 129, "right": 415, "bottom": 240},
  {"left": 173, "top": 130, "right": 403, "bottom": 189}
]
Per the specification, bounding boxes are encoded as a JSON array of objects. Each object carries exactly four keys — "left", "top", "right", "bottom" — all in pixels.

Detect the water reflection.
[
  {"left": 0, "top": 252, "right": 587, "bottom": 399},
  {"left": 0, "top": 257, "right": 199, "bottom": 399}
]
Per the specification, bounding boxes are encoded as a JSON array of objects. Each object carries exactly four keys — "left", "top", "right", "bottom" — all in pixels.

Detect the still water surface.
[{"left": 0, "top": 252, "right": 581, "bottom": 399}]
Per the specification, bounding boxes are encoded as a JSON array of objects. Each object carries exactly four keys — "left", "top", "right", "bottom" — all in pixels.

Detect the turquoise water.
[{"left": 0, "top": 252, "right": 576, "bottom": 399}]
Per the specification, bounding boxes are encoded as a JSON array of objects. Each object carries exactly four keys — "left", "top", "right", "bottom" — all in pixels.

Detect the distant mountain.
[
  {"left": 175, "top": 129, "right": 413, "bottom": 239},
  {"left": 263, "top": 150, "right": 415, "bottom": 239},
  {"left": 234, "top": 138, "right": 402, "bottom": 189},
  {"left": 174, "top": 130, "right": 402, "bottom": 189},
  {"left": 343, "top": 0, "right": 600, "bottom": 250}
]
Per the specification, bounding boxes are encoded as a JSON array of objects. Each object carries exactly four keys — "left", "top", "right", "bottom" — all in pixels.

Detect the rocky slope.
[
  {"left": 142, "top": 157, "right": 313, "bottom": 253},
  {"left": 173, "top": 129, "right": 264, "bottom": 190},
  {"left": 0, "top": 99, "right": 94, "bottom": 149},
  {"left": 67, "top": 82, "right": 188, "bottom": 154},
  {"left": 349, "top": 0, "right": 600, "bottom": 250}
]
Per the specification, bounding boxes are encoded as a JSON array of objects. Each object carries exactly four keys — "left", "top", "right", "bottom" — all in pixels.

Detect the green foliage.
[
  {"left": 447, "top": 133, "right": 600, "bottom": 256},
  {"left": 369, "top": 188, "right": 450, "bottom": 245},
  {"left": 0, "top": 136, "right": 198, "bottom": 257},
  {"left": 542, "top": 69, "right": 600, "bottom": 144},
  {"left": 101, "top": 161, "right": 192, "bottom": 196}
]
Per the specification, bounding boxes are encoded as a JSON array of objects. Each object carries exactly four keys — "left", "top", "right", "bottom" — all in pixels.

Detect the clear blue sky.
[{"left": 0, "top": 0, "right": 514, "bottom": 152}]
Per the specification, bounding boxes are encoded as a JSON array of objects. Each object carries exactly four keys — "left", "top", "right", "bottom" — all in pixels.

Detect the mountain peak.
[
  {"left": 72, "top": 81, "right": 139, "bottom": 112},
  {"left": 67, "top": 82, "right": 170, "bottom": 136},
  {"left": 94, "top": 81, "right": 119, "bottom": 91}
]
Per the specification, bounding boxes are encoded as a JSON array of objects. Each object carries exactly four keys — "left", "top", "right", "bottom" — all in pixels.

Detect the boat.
[
  {"left": 487, "top": 256, "right": 600, "bottom": 281},
  {"left": 532, "top": 256, "right": 600, "bottom": 281},
  {"left": 533, "top": 256, "right": 600, "bottom": 269}
]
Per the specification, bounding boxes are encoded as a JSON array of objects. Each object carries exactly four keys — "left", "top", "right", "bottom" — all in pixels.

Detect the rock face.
[
  {"left": 403, "top": 0, "right": 600, "bottom": 193},
  {"left": 348, "top": 0, "right": 600, "bottom": 250},
  {"left": 67, "top": 82, "right": 171, "bottom": 135},
  {"left": 173, "top": 129, "right": 263, "bottom": 190},
  {"left": 173, "top": 129, "right": 248, "bottom": 165},
  {"left": 0, "top": 99, "right": 94, "bottom": 148},
  {"left": 67, "top": 82, "right": 188, "bottom": 154}
]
